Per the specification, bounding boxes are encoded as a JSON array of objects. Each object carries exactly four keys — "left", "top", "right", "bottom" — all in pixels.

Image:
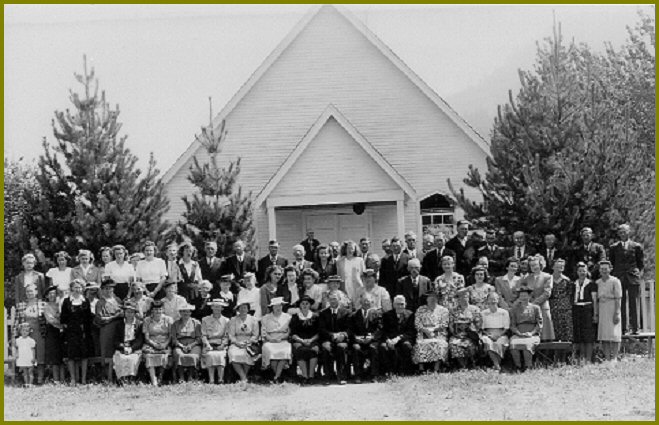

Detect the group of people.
[{"left": 9, "top": 221, "right": 644, "bottom": 386}]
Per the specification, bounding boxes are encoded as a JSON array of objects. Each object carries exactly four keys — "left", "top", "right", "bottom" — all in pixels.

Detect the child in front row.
[{"left": 15, "top": 322, "right": 37, "bottom": 387}]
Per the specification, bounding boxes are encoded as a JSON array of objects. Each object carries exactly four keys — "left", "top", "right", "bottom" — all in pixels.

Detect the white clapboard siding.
[{"left": 163, "top": 6, "right": 487, "bottom": 226}]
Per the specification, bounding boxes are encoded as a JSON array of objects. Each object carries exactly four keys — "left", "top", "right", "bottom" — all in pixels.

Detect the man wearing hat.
[
  {"left": 318, "top": 292, "right": 351, "bottom": 385},
  {"left": 569, "top": 227, "right": 606, "bottom": 280},
  {"left": 379, "top": 295, "right": 415, "bottom": 376},
  {"left": 608, "top": 224, "right": 644, "bottom": 335},
  {"left": 350, "top": 294, "right": 383, "bottom": 382},
  {"left": 257, "top": 240, "right": 289, "bottom": 285}
]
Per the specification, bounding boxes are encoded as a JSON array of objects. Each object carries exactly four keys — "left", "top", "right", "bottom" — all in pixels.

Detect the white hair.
[
  {"left": 393, "top": 295, "right": 406, "bottom": 305},
  {"left": 407, "top": 258, "right": 421, "bottom": 269},
  {"left": 293, "top": 244, "right": 305, "bottom": 254}
]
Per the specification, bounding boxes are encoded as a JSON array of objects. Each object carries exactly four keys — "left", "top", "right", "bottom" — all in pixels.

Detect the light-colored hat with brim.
[
  {"left": 208, "top": 298, "right": 229, "bottom": 308},
  {"left": 268, "top": 296, "right": 288, "bottom": 307},
  {"left": 178, "top": 302, "right": 196, "bottom": 311},
  {"left": 235, "top": 300, "right": 251, "bottom": 311},
  {"left": 327, "top": 275, "right": 343, "bottom": 284},
  {"left": 220, "top": 274, "right": 234, "bottom": 282},
  {"left": 123, "top": 300, "right": 138, "bottom": 311},
  {"left": 85, "top": 282, "right": 101, "bottom": 291}
]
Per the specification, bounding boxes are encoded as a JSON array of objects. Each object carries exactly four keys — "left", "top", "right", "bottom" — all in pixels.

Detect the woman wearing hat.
[
  {"left": 595, "top": 260, "right": 622, "bottom": 362},
  {"left": 95, "top": 279, "right": 124, "bottom": 382},
  {"left": 135, "top": 241, "right": 168, "bottom": 300},
  {"left": 112, "top": 301, "right": 144, "bottom": 384},
  {"left": 45, "top": 251, "right": 73, "bottom": 302},
  {"left": 228, "top": 301, "right": 260, "bottom": 383},
  {"left": 192, "top": 280, "right": 214, "bottom": 321},
  {"left": 162, "top": 281, "right": 188, "bottom": 321},
  {"left": 128, "top": 281, "right": 153, "bottom": 320},
  {"left": 178, "top": 243, "right": 202, "bottom": 302},
  {"left": 572, "top": 262, "right": 598, "bottom": 364},
  {"left": 60, "top": 278, "right": 94, "bottom": 385},
  {"left": 467, "top": 266, "right": 494, "bottom": 310},
  {"left": 42, "top": 285, "right": 65, "bottom": 382},
  {"left": 104, "top": 245, "right": 135, "bottom": 301},
  {"left": 237, "top": 273, "right": 262, "bottom": 321},
  {"left": 412, "top": 291, "right": 449, "bottom": 372},
  {"left": 509, "top": 285, "right": 543, "bottom": 371},
  {"left": 289, "top": 295, "right": 320, "bottom": 383},
  {"left": 480, "top": 292, "right": 510, "bottom": 371},
  {"left": 142, "top": 301, "right": 174, "bottom": 385},
  {"left": 171, "top": 302, "right": 202, "bottom": 382},
  {"left": 71, "top": 249, "right": 103, "bottom": 288},
  {"left": 201, "top": 299, "right": 230, "bottom": 384},
  {"left": 261, "top": 297, "right": 292, "bottom": 383},
  {"left": 448, "top": 287, "right": 482, "bottom": 368}
]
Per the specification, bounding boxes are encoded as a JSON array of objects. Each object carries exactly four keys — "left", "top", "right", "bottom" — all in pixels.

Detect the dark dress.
[
  {"left": 43, "top": 302, "right": 64, "bottom": 365},
  {"left": 178, "top": 261, "right": 201, "bottom": 302},
  {"left": 60, "top": 297, "right": 94, "bottom": 360},
  {"left": 312, "top": 260, "right": 337, "bottom": 284},
  {"left": 289, "top": 311, "right": 320, "bottom": 360},
  {"left": 548, "top": 274, "right": 574, "bottom": 342},
  {"left": 192, "top": 296, "right": 213, "bottom": 321},
  {"left": 572, "top": 278, "right": 598, "bottom": 344}
]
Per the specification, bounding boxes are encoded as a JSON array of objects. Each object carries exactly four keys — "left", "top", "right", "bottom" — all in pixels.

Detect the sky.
[{"left": 4, "top": 4, "right": 649, "bottom": 175}]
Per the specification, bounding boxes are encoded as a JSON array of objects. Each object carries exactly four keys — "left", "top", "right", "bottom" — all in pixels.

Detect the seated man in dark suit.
[
  {"left": 219, "top": 240, "right": 256, "bottom": 292},
  {"left": 318, "top": 292, "right": 352, "bottom": 385},
  {"left": 199, "top": 241, "right": 223, "bottom": 297},
  {"left": 420, "top": 233, "right": 456, "bottom": 282},
  {"left": 395, "top": 258, "right": 431, "bottom": 312},
  {"left": 350, "top": 294, "right": 383, "bottom": 383},
  {"left": 257, "top": 240, "right": 288, "bottom": 285},
  {"left": 379, "top": 237, "right": 410, "bottom": 299},
  {"left": 379, "top": 295, "right": 415, "bottom": 375}
]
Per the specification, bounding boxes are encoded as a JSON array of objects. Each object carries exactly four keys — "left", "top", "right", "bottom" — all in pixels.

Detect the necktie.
[
  {"left": 547, "top": 249, "right": 553, "bottom": 264},
  {"left": 516, "top": 247, "right": 521, "bottom": 259},
  {"left": 363, "top": 310, "right": 368, "bottom": 327}
]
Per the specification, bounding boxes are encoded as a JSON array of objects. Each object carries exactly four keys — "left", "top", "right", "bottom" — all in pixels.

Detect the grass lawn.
[{"left": 4, "top": 356, "right": 655, "bottom": 420}]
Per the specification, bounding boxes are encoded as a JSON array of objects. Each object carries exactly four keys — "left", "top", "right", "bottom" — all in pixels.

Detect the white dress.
[
  {"left": 261, "top": 312, "right": 292, "bottom": 367},
  {"left": 337, "top": 256, "right": 365, "bottom": 303},
  {"left": 237, "top": 287, "right": 262, "bottom": 321},
  {"left": 480, "top": 307, "right": 510, "bottom": 358}
]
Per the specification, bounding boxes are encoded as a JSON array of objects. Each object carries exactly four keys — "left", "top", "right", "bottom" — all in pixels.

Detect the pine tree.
[
  {"left": 168, "top": 99, "right": 254, "bottom": 258},
  {"left": 25, "top": 56, "right": 170, "bottom": 261}
]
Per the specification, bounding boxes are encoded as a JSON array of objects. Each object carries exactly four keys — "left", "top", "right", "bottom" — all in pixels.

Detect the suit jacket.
[
  {"left": 362, "top": 252, "right": 381, "bottom": 273},
  {"left": 395, "top": 275, "right": 431, "bottom": 312},
  {"left": 520, "top": 272, "right": 552, "bottom": 310},
  {"left": 318, "top": 306, "right": 352, "bottom": 342},
  {"left": 569, "top": 242, "right": 606, "bottom": 280},
  {"left": 380, "top": 309, "right": 415, "bottom": 344},
  {"left": 403, "top": 248, "right": 424, "bottom": 263},
  {"left": 379, "top": 253, "right": 410, "bottom": 298},
  {"left": 539, "top": 246, "right": 567, "bottom": 273},
  {"left": 444, "top": 237, "right": 474, "bottom": 276},
  {"left": 609, "top": 240, "right": 644, "bottom": 287},
  {"left": 257, "top": 255, "right": 288, "bottom": 285},
  {"left": 350, "top": 308, "right": 383, "bottom": 341},
  {"left": 164, "top": 259, "right": 183, "bottom": 283},
  {"left": 113, "top": 319, "right": 145, "bottom": 351},
  {"left": 476, "top": 244, "right": 507, "bottom": 275},
  {"left": 507, "top": 245, "right": 537, "bottom": 261},
  {"left": 199, "top": 256, "right": 223, "bottom": 285},
  {"left": 220, "top": 255, "right": 257, "bottom": 283},
  {"left": 290, "top": 259, "right": 313, "bottom": 275},
  {"left": 301, "top": 239, "right": 320, "bottom": 262},
  {"left": 71, "top": 265, "right": 103, "bottom": 286},
  {"left": 420, "top": 248, "right": 457, "bottom": 282},
  {"left": 13, "top": 272, "right": 46, "bottom": 306}
]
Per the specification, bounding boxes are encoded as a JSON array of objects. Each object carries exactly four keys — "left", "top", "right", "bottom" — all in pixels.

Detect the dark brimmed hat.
[
  {"left": 123, "top": 300, "right": 138, "bottom": 311},
  {"left": 150, "top": 300, "right": 164, "bottom": 309},
  {"left": 515, "top": 285, "right": 533, "bottom": 294},
  {"left": 163, "top": 280, "right": 177, "bottom": 288},
  {"left": 220, "top": 274, "right": 234, "bottom": 281},
  {"left": 296, "top": 295, "right": 315, "bottom": 308},
  {"left": 44, "top": 285, "right": 58, "bottom": 295},
  {"left": 101, "top": 279, "right": 116, "bottom": 288},
  {"left": 363, "top": 269, "right": 377, "bottom": 277}
]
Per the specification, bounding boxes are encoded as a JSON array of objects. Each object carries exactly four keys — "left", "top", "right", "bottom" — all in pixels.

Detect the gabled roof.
[
  {"left": 162, "top": 4, "right": 489, "bottom": 185},
  {"left": 254, "top": 104, "right": 417, "bottom": 207}
]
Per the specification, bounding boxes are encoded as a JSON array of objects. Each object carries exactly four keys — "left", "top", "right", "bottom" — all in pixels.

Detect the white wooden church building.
[{"left": 162, "top": 5, "right": 489, "bottom": 257}]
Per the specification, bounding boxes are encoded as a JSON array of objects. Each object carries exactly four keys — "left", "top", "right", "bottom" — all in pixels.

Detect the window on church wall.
[{"left": 420, "top": 193, "right": 455, "bottom": 237}]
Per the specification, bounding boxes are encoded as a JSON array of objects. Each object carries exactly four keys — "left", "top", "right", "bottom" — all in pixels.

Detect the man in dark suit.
[
  {"left": 403, "top": 231, "right": 423, "bottom": 262},
  {"left": 291, "top": 244, "right": 313, "bottom": 276},
  {"left": 476, "top": 229, "right": 506, "bottom": 276},
  {"left": 609, "top": 224, "right": 644, "bottom": 335},
  {"left": 395, "top": 258, "right": 431, "bottom": 312},
  {"left": 318, "top": 292, "right": 352, "bottom": 384},
  {"left": 379, "top": 295, "right": 415, "bottom": 375},
  {"left": 360, "top": 237, "right": 381, "bottom": 274},
  {"left": 220, "top": 240, "right": 256, "bottom": 292},
  {"left": 350, "top": 294, "right": 383, "bottom": 382},
  {"left": 378, "top": 237, "right": 410, "bottom": 299},
  {"left": 508, "top": 230, "right": 537, "bottom": 261},
  {"left": 420, "top": 233, "right": 456, "bottom": 282},
  {"left": 540, "top": 233, "right": 566, "bottom": 273},
  {"left": 257, "top": 240, "right": 288, "bottom": 285},
  {"left": 445, "top": 220, "right": 474, "bottom": 277},
  {"left": 199, "top": 241, "right": 223, "bottom": 296},
  {"left": 300, "top": 231, "right": 320, "bottom": 262},
  {"left": 569, "top": 227, "right": 606, "bottom": 280}
]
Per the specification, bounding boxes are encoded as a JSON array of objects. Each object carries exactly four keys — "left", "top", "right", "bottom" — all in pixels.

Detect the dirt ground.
[{"left": 4, "top": 357, "right": 655, "bottom": 420}]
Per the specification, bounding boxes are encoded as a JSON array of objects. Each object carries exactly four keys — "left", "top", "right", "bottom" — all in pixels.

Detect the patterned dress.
[
  {"left": 227, "top": 314, "right": 260, "bottom": 365},
  {"left": 142, "top": 315, "right": 173, "bottom": 368},
  {"left": 433, "top": 272, "right": 465, "bottom": 312},
  {"left": 467, "top": 283, "right": 494, "bottom": 310},
  {"left": 448, "top": 303, "right": 482, "bottom": 359},
  {"left": 549, "top": 274, "right": 574, "bottom": 342},
  {"left": 412, "top": 304, "right": 449, "bottom": 364}
]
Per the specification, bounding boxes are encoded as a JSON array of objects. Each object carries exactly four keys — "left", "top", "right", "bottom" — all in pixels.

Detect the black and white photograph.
[{"left": 4, "top": 3, "right": 655, "bottom": 420}]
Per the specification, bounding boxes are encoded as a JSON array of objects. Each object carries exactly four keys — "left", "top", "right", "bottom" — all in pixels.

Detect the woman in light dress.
[
  {"left": 228, "top": 301, "right": 260, "bottom": 383},
  {"left": 171, "top": 303, "right": 202, "bottom": 382},
  {"left": 201, "top": 299, "right": 230, "bottom": 384},
  {"left": 467, "top": 265, "right": 494, "bottom": 310},
  {"left": 104, "top": 245, "right": 135, "bottom": 300},
  {"left": 237, "top": 272, "right": 262, "bottom": 321},
  {"left": 595, "top": 260, "right": 622, "bottom": 362},
  {"left": 261, "top": 297, "right": 292, "bottom": 383},
  {"left": 336, "top": 240, "right": 365, "bottom": 304},
  {"left": 509, "top": 286, "right": 543, "bottom": 371},
  {"left": 45, "top": 251, "right": 73, "bottom": 302},
  {"left": 433, "top": 255, "right": 465, "bottom": 312},
  {"left": 142, "top": 301, "right": 173, "bottom": 386},
  {"left": 112, "top": 301, "right": 144, "bottom": 383},
  {"left": 480, "top": 292, "right": 510, "bottom": 371}
]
